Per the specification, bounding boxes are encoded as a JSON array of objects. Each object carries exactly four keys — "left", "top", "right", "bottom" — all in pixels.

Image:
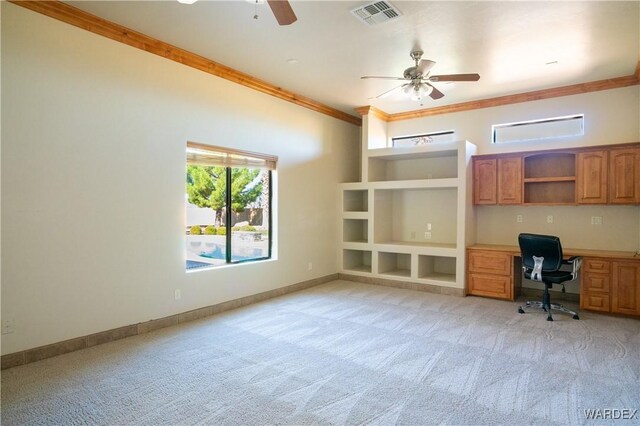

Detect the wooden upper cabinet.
[
  {"left": 473, "top": 159, "right": 497, "bottom": 205},
  {"left": 497, "top": 157, "right": 522, "bottom": 204},
  {"left": 577, "top": 150, "right": 608, "bottom": 204},
  {"left": 472, "top": 143, "right": 640, "bottom": 206},
  {"left": 611, "top": 261, "right": 640, "bottom": 315},
  {"left": 609, "top": 147, "right": 640, "bottom": 204}
]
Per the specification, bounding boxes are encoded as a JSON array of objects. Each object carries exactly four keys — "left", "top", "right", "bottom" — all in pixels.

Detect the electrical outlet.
[
  {"left": 2, "top": 318, "right": 15, "bottom": 335},
  {"left": 174, "top": 289, "right": 181, "bottom": 300},
  {"left": 547, "top": 215, "right": 554, "bottom": 224},
  {"left": 425, "top": 231, "right": 432, "bottom": 239},
  {"left": 308, "top": 262, "right": 313, "bottom": 271},
  {"left": 591, "top": 216, "right": 603, "bottom": 225},
  {"left": 516, "top": 215, "right": 523, "bottom": 223}
]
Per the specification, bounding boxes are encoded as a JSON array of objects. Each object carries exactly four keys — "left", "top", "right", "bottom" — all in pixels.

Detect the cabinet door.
[
  {"left": 497, "top": 157, "right": 522, "bottom": 204},
  {"left": 577, "top": 150, "right": 608, "bottom": 204},
  {"left": 609, "top": 148, "right": 640, "bottom": 204},
  {"left": 473, "top": 159, "right": 497, "bottom": 205},
  {"left": 611, "top": 261, "right": 640, "bottom": 315}
]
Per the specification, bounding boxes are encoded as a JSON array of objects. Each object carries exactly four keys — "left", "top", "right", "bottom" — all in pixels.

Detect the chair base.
[{"left": 518, "top": 301, "right": 579, "bottom": 321}]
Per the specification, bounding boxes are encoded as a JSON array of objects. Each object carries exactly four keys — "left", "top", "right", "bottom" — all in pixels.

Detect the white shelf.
[
  {"left": 371, "top": 178, "right": 459, "bottom": 189},
  {"left": 417, "top": 255, "right": 457, "bottom": 281},
  {"left": 339, "top": 133, "right": 476, "bottom": 290},
  {"left": 378, "top": 251, "right": 411, "bottom": 276},
  {"left": 342, "top": 241, "right": 370, "bottom": 250},
  {"left": 343, "top": 249, "right": 372, "bottom": 274},
  {"left": 342, "top": 189, "right": 368, "bottom": 213},
  {"left": 373, "top": 187, "right": 458, "bottom": 246},
  {"left": 379, "top": 269, "right": 412, "bottom": 279},
  {"left": 343, "top": 211, "right": 368, "bottom": 220},
  {"left": 343, "top": 218, "right": 368, "bottom": 243},
  {"left": 367, "top": 142, "right": 459, "bottom": 160},
  {"left": 375, "top": 242, "right": 458, "bottom": 257},
  {"left": 344, "top": 265, "right": 371, "bottom": 275}
]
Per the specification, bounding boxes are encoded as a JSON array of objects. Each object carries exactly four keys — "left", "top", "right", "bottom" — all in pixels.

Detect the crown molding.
[
  {"left": 354, "top": 106, "right": 390, "bottom": 121},
  {"left": 356, "top": 68, "right": 640, "bottom": 122},
  {"left": 9, "top": 0, "right": 362, "bottom": 127}
]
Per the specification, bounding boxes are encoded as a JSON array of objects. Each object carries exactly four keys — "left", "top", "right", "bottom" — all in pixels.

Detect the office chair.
[{"left": 517, "top": 233, "right": 582, "bottom": 321}]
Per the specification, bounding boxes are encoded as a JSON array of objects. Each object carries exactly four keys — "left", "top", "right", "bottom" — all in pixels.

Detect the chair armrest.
[{"left": 563, "top": 256, "right": 582, "bottom": 280}]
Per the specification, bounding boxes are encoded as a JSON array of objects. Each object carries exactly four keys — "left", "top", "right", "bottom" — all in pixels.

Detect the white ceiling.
[{"left": 67, "top": 1, "right": 639, "bottom": 116}]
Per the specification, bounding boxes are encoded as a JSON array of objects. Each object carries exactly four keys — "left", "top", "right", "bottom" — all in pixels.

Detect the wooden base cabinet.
[
  {"left": 467, "top": 250, "right": 519, "bottom": 300},
  {"left": 581, "top": 258, "right": 640, "bottom": 316}
]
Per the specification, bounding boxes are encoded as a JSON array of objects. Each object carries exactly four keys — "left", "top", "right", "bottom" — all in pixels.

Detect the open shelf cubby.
[
  {"left": 343, "top": 219, "right": 368, "bottom": 243},
  {"left": 524, "top": 181, "right": 576, "bottom": 204},
  {"left": 343, "top": 189, "right": 368, "bottom": 212},
  {"left": 524, "top": 152, "right": 575, "bottom": 179},
  {"left": 373, "top": 188, "right": 457, "bottom": 245},
  {"left": 343, "top": 249, "right": 372, "bottom": 273},
  {"left": 368, "top": 150, "right": 458, "bottom": 182},
  {"left": 378, "top": 252, "right": 411, "bottom": 277},
  {"left": 523, "top": 152, "right": 577, "bottom": 204},
  {"left": 417, "top": 255, "right": 457, "bottom": 283}
]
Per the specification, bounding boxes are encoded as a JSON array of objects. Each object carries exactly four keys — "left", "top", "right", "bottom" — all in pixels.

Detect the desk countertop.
[{"left": 467, "top": 244, "right": 639, "bottom": 260}]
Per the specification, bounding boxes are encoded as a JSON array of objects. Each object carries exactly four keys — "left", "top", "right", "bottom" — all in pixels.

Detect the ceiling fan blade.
[
  {"left": 267, "top": 0, "right": 297, "bottom": 25},
  {"left": 416, "top": 59, "right": 436, "bottom": 76},
  {"left": 372, "top": 83, "right": 410, "bottom": 99},
  {"left": 429, "top": 73, "right": 480, "bottom": 82},
  {"left": 361, "top": 76, "right": 408, "bottom": 80},
  {"left": 427, "top": 83, "right": 445, "bottom": 100}
]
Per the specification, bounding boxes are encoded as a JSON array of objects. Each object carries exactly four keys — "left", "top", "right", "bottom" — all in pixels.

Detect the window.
[
  {"left": 392, "top": 130, "right": 455, "bottom": 147},
  {"left": 492, "top": 114, "right": 584, "bottom": 144},
  {"left": 185, "top": 142, "right": 276, "bottom": 270}
]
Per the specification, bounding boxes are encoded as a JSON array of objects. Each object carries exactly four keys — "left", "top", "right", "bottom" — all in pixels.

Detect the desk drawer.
[
  {"left": 468, "top": 251, "right": 512, "bottom": 276},
  {"left": 581, "top": 291, "right": 610, "bottom": 312},
  {"left": 582, "top": 272, "right": 610, "bottom": 293},
  {"left": 583, "top": 258, "right": 610, "bottom": 274},
  {"left": 468, "top": 273, "right": 512, "bottom": 300}
]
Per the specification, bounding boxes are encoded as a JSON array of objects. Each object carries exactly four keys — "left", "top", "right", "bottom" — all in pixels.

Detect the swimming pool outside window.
[{"left": 185, "top": 142, "right": 276, "bottom": 271}]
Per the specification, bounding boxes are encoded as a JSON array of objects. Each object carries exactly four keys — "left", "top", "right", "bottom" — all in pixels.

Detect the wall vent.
[{"left": 351, "top": 1, "right": 402, "bottom": 26}]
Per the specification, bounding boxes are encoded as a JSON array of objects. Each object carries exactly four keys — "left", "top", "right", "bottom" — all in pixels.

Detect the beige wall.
[
  {"left": 387, "top": 86, "right": 640, "bottom": 155},
  {"left": 0, "top": 4, "right": 360, "bottom": 354}
]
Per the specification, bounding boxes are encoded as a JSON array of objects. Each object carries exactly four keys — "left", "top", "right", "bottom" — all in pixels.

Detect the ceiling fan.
[
  {"left": 362, "top": 50, "right": 480, "bottom": 101},
  {"left": 177, "top": 0, "right": 297, "bottom": 26}
]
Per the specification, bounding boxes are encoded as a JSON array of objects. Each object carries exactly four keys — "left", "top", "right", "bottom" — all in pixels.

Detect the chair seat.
[{"left": 523, "top": 269, "right": 573, "bottom": 284}]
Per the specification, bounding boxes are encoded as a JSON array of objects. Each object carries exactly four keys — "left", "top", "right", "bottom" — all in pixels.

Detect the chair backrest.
[{"left": 518, "top": 233, "right": 563, "bottom": 272}]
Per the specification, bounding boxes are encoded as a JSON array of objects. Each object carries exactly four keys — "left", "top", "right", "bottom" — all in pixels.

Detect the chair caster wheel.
[
  {"left": 546, "top": 316, "right": 553, "bottom": 321},
  {"left": 518, "top": 308, "right": 525, "bottom": 314},
  {"left": 573, "top": 315, "right": 579, "bottom": 320}
]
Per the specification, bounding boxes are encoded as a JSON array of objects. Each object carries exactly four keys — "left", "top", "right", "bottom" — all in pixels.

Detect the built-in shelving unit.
[
  {"left": 523, "top": 152, "right": 576, "bottom": 204},
  {"left": 338, "top": 113, "right": 476, "bottom": 290}
]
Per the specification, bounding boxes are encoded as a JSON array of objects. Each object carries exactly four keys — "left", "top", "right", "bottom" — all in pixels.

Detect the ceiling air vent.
[{"left": 351, "top": 1, "right": 403, "bottom": 26}]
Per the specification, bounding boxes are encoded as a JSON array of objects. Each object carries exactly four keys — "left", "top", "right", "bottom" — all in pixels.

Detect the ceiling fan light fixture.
[{"left": 409, "top": 83, "right": 432, "bottom": 101}]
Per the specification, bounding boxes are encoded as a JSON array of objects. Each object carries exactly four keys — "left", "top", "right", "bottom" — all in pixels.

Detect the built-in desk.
[{"left": 466, "top": 244, "right": 640, "bottom": 317}]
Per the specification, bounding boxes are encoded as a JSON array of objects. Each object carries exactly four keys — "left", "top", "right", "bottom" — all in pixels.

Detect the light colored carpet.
[{"left": 2, "top": 280, "right": 639, "bottom": 425}]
